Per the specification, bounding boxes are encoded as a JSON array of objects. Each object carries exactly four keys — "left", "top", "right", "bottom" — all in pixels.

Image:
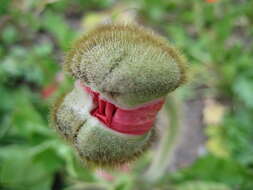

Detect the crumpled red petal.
[{"left": 81, "top": 83, "right": 165, "bottom": 135}]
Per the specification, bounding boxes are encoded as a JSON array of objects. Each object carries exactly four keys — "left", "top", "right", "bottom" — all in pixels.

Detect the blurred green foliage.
[{"left": 0, "top": 0, "right": 253, "bottom": 190}]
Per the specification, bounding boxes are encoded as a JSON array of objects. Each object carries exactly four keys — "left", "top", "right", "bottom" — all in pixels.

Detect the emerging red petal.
[{"left": 81, "top": 83, "right": 165, "bottom": 135}]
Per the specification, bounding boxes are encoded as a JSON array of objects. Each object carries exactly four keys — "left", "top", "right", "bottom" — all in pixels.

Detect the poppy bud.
[
  {"left": 65, "top": 24, "right": 186, "bottom": 108},
  {"left": 52, "top": 24, "right": 187, "bottom": 167}
]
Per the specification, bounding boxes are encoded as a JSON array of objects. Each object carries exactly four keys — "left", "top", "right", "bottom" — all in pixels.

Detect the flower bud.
[
  {"left": 52, "top": 85, "right": 155, "bottom": 166},
  {"left": 52, "top": 24, "right": 187, "bottom": 167},
  {"left": 65, "top": 24, "right": 186, "bottom": 108}
]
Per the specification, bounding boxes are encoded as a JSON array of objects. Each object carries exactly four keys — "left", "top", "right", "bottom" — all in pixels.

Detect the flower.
[
  {"left": 206, "top": 0, "right": 219, "bottom": 3},
  {"left": 41, "top": 83, "right": 58, "bottom": 99},
  {"left": 52, "top": 24, "right": 187, "bottom": 167}
]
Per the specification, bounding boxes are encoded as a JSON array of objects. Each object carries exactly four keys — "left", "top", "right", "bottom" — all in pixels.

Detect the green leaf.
[
  {"left": 233, "top": 76, "right": 253, "bottom": 108},
  {"left": 170, "top": 155, "right": 253, "bottom": 189},
  {"left": 0, "top": 145, "right": 57, "bottom": 190},
  {"left": 175, "top": 181, "right": 231, "bottom": 190},
  {"left": 41, "top": 10, "right": 77, "bottom": 50},
  {"left": 1, "top": 25, "right": 19, "bottom": 45}
]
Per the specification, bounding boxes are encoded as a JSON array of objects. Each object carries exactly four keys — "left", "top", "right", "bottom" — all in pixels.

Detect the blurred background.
[{"left": 0, "top": 0, "right": 253, "bottom": 190}]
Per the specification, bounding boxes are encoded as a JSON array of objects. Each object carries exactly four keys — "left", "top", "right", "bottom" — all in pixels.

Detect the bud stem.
[{"left": 145, "top": 93, "right": 181, "bottom": 182}]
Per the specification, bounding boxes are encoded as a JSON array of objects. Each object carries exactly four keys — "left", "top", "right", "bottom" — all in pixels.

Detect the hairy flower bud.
[
  {"left": 65, "top": 24, "right": 186, "bottom": 108},
  {"left": 52, "top": 85, "right": 156, "bottom": 166},
  {"left": 52, "top": 24, "right": 187, "bottom": 167}
]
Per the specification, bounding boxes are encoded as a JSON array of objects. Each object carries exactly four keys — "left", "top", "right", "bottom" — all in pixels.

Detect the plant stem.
[{"left": 144, "top": 93, "right": 181, "bottom": 182}]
